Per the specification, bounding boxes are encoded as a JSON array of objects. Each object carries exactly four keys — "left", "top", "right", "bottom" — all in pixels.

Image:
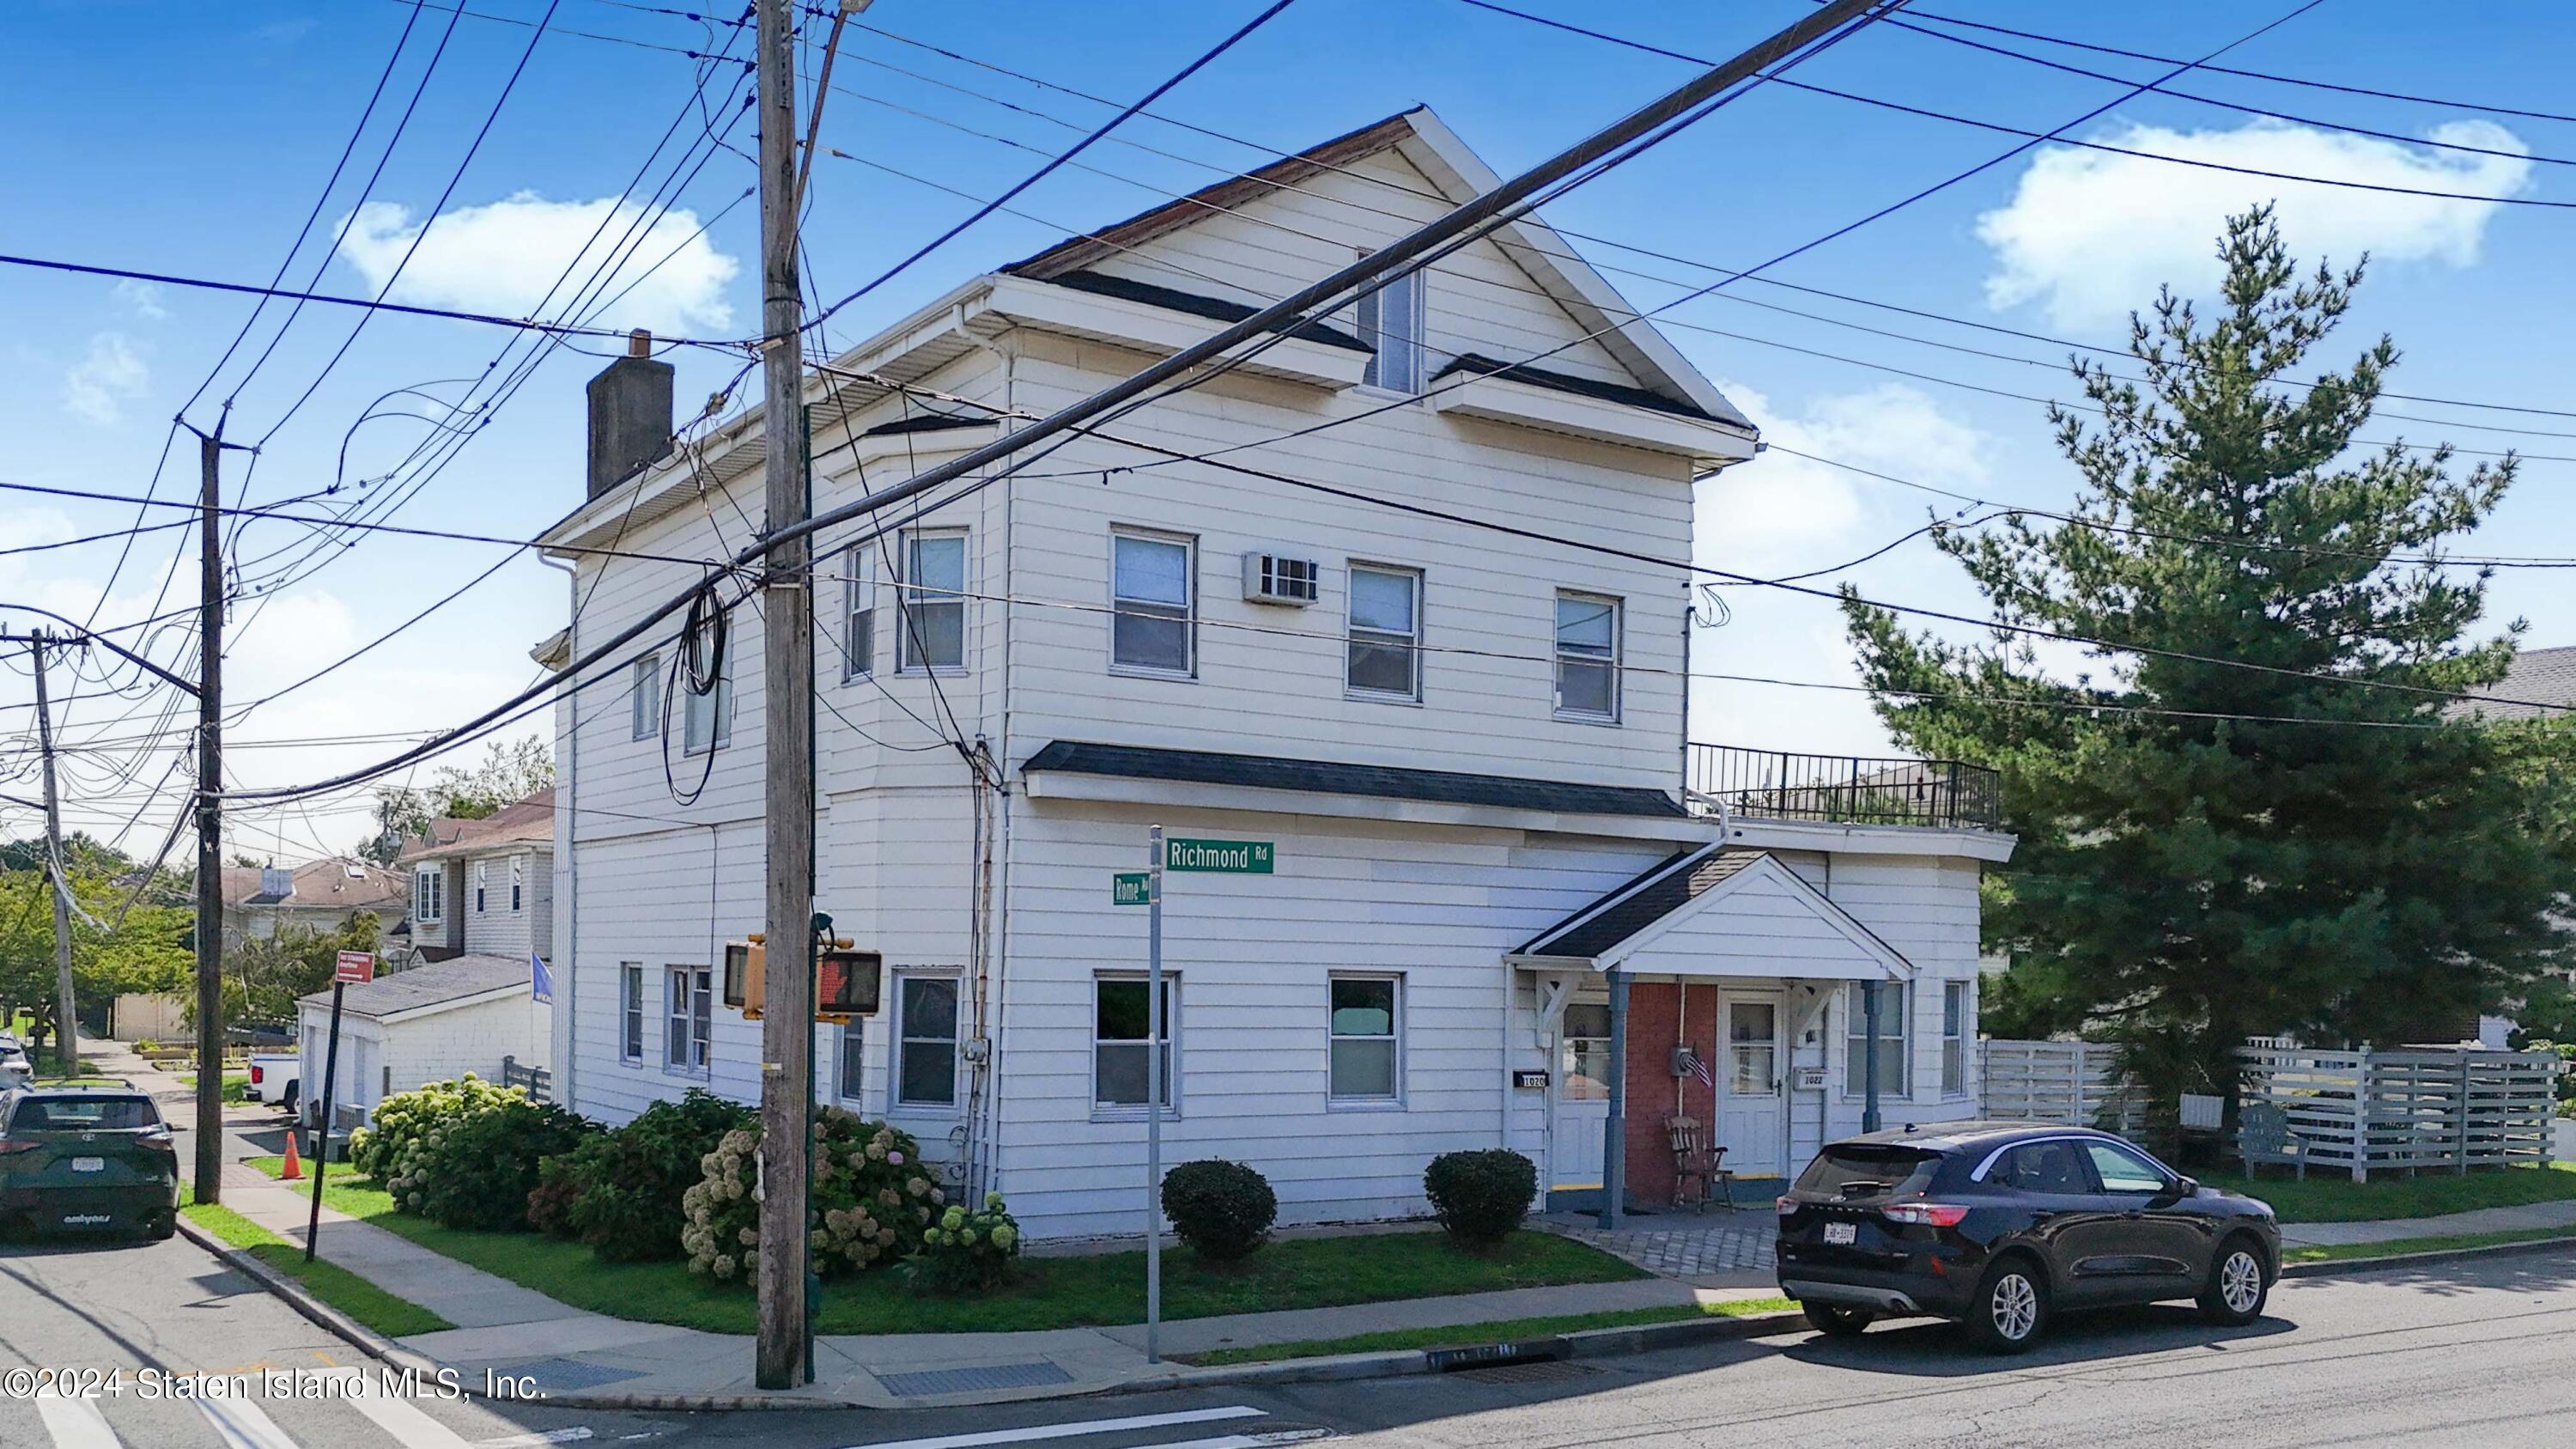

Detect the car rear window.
[
  {"left": 1796, "top": 1145, "right": 1941, "bottom": 1198},
  {"left": 9, "top": 1097, "right": 161, "bottom": 1131}
]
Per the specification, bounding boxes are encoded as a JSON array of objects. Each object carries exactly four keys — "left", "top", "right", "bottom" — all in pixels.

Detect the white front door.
[
  {"left": 1551, "top": 1000, "right": 1613, "bottom": 1190},
  {"left": 1719, "top": 993, "right": 1786, "bottom": 1178}
]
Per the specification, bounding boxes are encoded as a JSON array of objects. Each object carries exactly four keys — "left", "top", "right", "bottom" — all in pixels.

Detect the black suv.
[{"left": 1777, "top": 1123, "right": 2281, "bottom": 1352}]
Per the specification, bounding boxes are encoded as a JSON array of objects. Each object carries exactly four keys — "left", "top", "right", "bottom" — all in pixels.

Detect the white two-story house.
[{"left": 538, "top": 107, "right": 2013, "bottom": 1240}]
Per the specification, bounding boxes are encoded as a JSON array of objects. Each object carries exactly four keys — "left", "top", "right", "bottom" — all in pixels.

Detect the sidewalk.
[{"left": 2277, "top": 1197, "right": 2576, "bottom": 1248}]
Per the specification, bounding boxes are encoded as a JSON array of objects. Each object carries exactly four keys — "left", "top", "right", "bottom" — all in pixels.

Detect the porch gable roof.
[{"left": 1512, "top": 845, "right": 1914, "bottom": 980}]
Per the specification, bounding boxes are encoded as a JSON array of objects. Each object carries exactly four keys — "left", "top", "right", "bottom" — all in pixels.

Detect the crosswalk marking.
[
  {"left": 337, "top": 1375, "right": 479, "bottom": 1449},
  {"left": 33, "top": 1396, "right": 119, "bottom": 1449},
  {"left": 841, "top": 1404, "right": 1267, "bottom": 1449},
  {"left": 195, "top": 1397, "right": 301, "bottom": 1449}
]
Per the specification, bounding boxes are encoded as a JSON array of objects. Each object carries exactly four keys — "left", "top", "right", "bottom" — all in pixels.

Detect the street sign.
[
  {"left": 333, "top": 951, "right": 376, "bottom": 985},
  {"left": 1112, "top": 871, "right": 1153, "bottom": 905},
  {"left": 1164, "top": 837, "right": 1274, "bottom": 874}
]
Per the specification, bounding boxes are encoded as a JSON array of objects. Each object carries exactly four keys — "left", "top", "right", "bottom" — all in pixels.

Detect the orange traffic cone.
[{"left": 281, "top": 1129, "right": 303, "bottom": 1181}]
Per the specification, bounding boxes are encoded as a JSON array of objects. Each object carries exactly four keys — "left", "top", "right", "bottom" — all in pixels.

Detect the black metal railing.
[{"left": 1686, "top": 744, "right": 2002, "bottom": 831}]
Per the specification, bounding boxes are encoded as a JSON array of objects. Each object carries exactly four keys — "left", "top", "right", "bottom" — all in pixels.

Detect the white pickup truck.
[{"left": 246, "top": 1052, "right": 299, "bottom": 1114}]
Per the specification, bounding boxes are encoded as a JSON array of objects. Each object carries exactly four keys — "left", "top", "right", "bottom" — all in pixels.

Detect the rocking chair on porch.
[{"left": 1666, "top": 1116, "right": 1735, "bottom": 1212}]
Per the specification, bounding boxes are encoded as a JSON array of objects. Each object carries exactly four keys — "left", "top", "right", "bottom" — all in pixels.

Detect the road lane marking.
[
  {"left": 474, "top": 1432, "right": 596, "bottom": 1448},
  {"left": 33, "top": 1396, "right": 119, "bottom": 1449},
  {"left": 840, "top": 1404, "right": 1267, "bottom": 1449},
  {"left": 335, "top": 1374, "right": 480, "bottom": 1449},
  {"left": 195, "top": 1397, "right": 301, "bottom": 1449}
]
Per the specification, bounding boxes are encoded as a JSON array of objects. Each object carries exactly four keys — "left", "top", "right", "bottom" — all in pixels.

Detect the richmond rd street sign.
[{"left": 1163, "top": 837, "right": 1274, "bottom": 874}]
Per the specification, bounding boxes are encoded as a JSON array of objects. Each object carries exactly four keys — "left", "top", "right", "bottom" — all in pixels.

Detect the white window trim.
[
  {"left": 1108, "top": 528, "right": 1198, "bottom": 679},
  {"left": 1344, "top": 562, "right": 1425, "bottom": 704},
  {"left": 631, "top": 654, "right": 660, "bottom": 741},
  {"left": 620, "top": 964, "right": 645, "bottom": 1064},
  {"left": 1552, "top": 589, "right": 1623, "bottom": 724},
  {"left": 510, "top": 855, "right": 525, "bottom": 914},
  {"left": 1941, "top": 979, "right": 1971, "bottom": 1099},
  {"left": 413, "top": 868, "right": 443, "bottom": 925},
  {"left": 1327, "top": 972, "right": 1405, "bottom": 1109},
  {"left": 835, "top": 1018, "right": 866, "bottom": 1105},
  {"left": 1091, "top": 971, "right": 1179, "bottom": 1122},
  {"left": 1843, "top": 980, "right": 1911, "bottom": 1101},
  {"left": 473, "top": 859, "right": 489, "bottom": 915},
  {"left": 1353, "top": 259, "right": 1427, "bottom": 397},
  {"left": 890, "top": 968, "right": 963, "bottom": 1112},
  {"left": 895, "top": 528, "right": 969, "bottom": 675},
  {"left": 841, "top": 545, "right": 874, "bottom": 682},
  {"left": 665, "top": 964, "right": 712, "bottom": 1077}
]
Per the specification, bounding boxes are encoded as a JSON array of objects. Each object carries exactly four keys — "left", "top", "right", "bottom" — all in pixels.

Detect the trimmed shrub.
[
  {"left": 563, "top": 1089, "right": 754, "bottom": 1261},
  {"left": 682, "top": 1108, "right": 937, "bottom": 1282},
  {"left": 526, "top": 1148, "right": 588, "bottom": 1239},
  {"left": 351, "top": 1074, "right": 514, "bottom": 1182},
  {"left": 1161, "top": 1159, "right": 1276, "bottom": 1263},
  {"left": 907, "top": 1191, "right": 1024, "bottom": 1294},
  {"left": 355, "top": 1075, "right": 592, "bottom": 1232},
  {"left": 1423, "top": 1148, "right": 1536, "bottom": 1247}
]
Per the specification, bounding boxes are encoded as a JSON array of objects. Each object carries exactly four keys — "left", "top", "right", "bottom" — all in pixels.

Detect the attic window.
[{"left": 1356, "top": 263, "right": 1425, "bottom": 394}]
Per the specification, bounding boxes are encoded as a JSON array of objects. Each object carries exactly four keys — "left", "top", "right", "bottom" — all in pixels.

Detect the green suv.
[{"left": 0, "top": 1087, "right": 180, "bottom": 1240}]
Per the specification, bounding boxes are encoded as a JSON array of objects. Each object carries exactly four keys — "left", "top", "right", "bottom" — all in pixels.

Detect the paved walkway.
[
  {"left": 1538, "top": 1210, "right": 1777, "bottom": 1284},
  {"left": 2277, "top": 1198, "right": 2576, "bottom": 1248}
]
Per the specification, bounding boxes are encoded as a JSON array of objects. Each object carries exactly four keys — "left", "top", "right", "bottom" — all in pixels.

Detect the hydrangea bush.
[
  {"left": 680, "top": 1108, "right": 939, "bottom": 1282},
  {"left": 347, "top": 1074, "right": 590, "bottom": 1233},
  {"left": 908, "top": 1192, "right": 1024, "bottom": 1293}
]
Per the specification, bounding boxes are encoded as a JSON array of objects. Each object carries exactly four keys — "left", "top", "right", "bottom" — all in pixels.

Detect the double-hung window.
[
  {"left": 631, "top": 654, "right": 660, "bottom": 740},
  {"left": 893, "top": 973, "right": 961, "bottom": 1108},
  {"left": 414, "top": 868, "right": 443, "bottom": 924},
  {"left": 841, "top": 545, "right": 873, "bottom": 679},
  {"left": 1844, "top": 981, "right": 1909, "bottom": 1098},
  {"left": 897, "top": 530, "right": 966, "bottom": 673},
  {"left": 665, "top": 965, "right": 712, "bottom": 1073},
  {"left": 620, "top": 965, "right": 645, "bottom": 1062},
  {"left": 1094, "top": 974, "right": 1175, "bottom": 1112},
  {"left": 1553, "top": 591, "right": 1620, "bottom": 721},
  {"left": 835, "top": 1020, "right": 866, "bottom": 1103},
  {"left": 1357, "top": 263, "right": 1425, "bottom": 393},
  {"left": 1346, "top": 564, "right": 1422, "bottom": 700},
  {"left": 1110, "top": 531, "right": 1194, "bottom": 675},
  {"left": 681, "top": 648, "right": 730, "bottom": 755},
  {"left": 473, "top": 860, "right": 488, "bottom": 914},
  {"left": 509, "top": 855, "right": 524, "bottom": 912},
  {"left": 1941, "top": 981, "right": 1970, "bottom": 1097},
  {"left": 1327, "top": 975, "right": 1401, "bottom": 1104}
]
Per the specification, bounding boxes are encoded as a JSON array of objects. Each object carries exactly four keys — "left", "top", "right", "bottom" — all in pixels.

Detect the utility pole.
[
  {"left": 29, "top": 633, "right": 77, "bottom": 1079},
  {"left": 194, "top": 423, "right": 228, "bottom": 1205},
  {"left": 752, "top": 0, "right": 816, "bottom": 1391}
]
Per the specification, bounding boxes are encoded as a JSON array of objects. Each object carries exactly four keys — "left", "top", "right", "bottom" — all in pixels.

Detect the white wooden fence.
[
  {"left": 1978, "top": 1038, "right": 2149, "bottom": 1136},
  {"left": 2239, "top": 1044, "right": 2564, "bottom": 1181}
]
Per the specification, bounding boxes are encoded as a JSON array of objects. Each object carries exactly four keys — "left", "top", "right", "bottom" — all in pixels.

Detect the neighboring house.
[
  {"left": 395, "top": 789, "right": 556, "bottom": 968},
  {"left": 536, "top": 107, "right": 2014, "bottom": 1240},
  {"left": 219, "top": 856, "right": 408, "bottom": 951},
  {"left": 296, "top": 954, "right": 544, "bottom": 1124},
  {"left": 2446, "top": 644, "right": 2576, "bottom": 1047}
]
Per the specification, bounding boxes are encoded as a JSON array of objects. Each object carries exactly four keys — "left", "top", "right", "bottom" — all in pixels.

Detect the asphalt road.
[{"left": 4, "top": 1227, "right": 2572, "bottom": 1447}]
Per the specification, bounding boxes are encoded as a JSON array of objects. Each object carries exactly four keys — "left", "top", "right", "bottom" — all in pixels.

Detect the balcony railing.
[{"left": 1686, "top": 744, "right": 2002, "bottom": 831}]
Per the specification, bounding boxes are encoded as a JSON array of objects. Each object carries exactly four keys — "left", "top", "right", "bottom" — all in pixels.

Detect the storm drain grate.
[
  {"left": 496, "top": 1357, "right": 649, "bottom": 1392},
  {"left": 877, "top": 1361, "right": 1077, "bottom": 1397},
  {"left": 1455, "top": 1360, "right": 1603, "bottom": 1386}
]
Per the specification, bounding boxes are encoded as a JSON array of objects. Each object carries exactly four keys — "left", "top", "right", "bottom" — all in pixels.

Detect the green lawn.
[
  {"left": 1185, "top": 1295, "right": 1798, "bottom": 1367},
  {"left": 177, "top": 1073, "right": 252, "bottom": 1103},
  {"left": 2242, "top": 1161, "right": 2576, "bottom": 1223},
  {"left": 2285, "top": 1224, "right": 2576, "bottom": 1265},
  {"left": 178, "top": 1187, "right": 453, "bottom": 1338},
  {"left": 241, "top": 1156, "right": 1642, "bottom": 1336}
]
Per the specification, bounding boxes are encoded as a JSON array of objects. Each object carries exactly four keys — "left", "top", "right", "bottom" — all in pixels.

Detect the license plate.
[
  {"left": 70, "top": 1156, "right": 105, "bottom": 1172},
  {"left": 1823, "top": 1221, "right": 1856, "bottom": 1245}
]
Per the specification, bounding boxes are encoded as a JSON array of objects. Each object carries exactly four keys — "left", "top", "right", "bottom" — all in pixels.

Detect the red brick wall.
[{"left": 1619, "top": 983, "right": 1722, "bottom": 1205}]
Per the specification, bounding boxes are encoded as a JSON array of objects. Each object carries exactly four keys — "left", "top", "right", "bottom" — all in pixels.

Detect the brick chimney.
[{"left": 585, "top": 328, "right": 675, "bottom": 500}]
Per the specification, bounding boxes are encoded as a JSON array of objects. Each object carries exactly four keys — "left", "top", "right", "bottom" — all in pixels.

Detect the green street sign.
[
  {"left": 1112, "top": 872, "right": 1153, "bottom": 905},
  {"left": 1165, "top": 837, "right": 1275, "bottom": 874}
]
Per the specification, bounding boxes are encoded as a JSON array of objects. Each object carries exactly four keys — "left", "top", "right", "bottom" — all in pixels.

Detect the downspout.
[{"left": 542, "top": 553, "right": 580, "bottom": 1110}]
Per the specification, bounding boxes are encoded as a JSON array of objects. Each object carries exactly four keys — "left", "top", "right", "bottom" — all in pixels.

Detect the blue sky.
[{"left": 3, "top": 0, "right": 2569, "bottom": 859}]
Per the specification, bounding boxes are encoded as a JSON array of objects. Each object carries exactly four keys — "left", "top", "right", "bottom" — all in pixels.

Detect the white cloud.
[
  {"left": 112, "top": 278, "right": 167, "bottom": 320},
  {"left": 62, "top": 332, "right": 149, "bottom": 424},
  {"left": 336, "top": 192, "right": 740, "bottom": 337},
  {"left": 1977, "top": 120, "right": 2533, "bottom": 330},
  {"left": 1697, "top": 381, "right": 1990, "bottom": 557}
]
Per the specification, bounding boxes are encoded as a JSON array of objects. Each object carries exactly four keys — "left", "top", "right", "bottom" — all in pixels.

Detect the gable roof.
[
  {"left": 298, "top": 953, "right": 532, "bottom": 1020},
  {"left": 1023, "top": 739, "right": 1687, "bottom": 819},
  {"left": 1004, "top": 107, "right": 1751, "bottom": 434},
  {"left": 1516, "top": 844, "right": 1914, "bottom": 977},
  {"left": 2447, "top": 644, "right": 2576, "bottom": 722},
  {"left": 398, "top": 788, "right": 556, "bottom": 866},
  {"left": 221, "top": 856, "right": 407, "bottom": 912}
]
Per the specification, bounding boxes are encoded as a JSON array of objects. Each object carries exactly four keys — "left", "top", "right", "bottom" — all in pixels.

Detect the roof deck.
[{"left": 1687, "top": 743, "right": 2003, "bottom": 832}]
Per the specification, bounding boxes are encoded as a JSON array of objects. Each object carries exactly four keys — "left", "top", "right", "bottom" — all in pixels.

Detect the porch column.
[
  {"left": 1599, "top": 969, "right": 1630, "bottom": 1230},
  {"left": 1862, "top": 980, "right": 1883, "bottom": 1134}
]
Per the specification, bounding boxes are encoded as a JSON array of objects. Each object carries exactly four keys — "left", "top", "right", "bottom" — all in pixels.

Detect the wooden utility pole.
[
  {"left": 194, "top": 423, "right": 227, "bottom": 1204},
  {"left": 29, "top": 632, "right": 77, "bottom": 1078},
  {"left": 752, "top": 0, "right": 816, "bottom": 1391}
]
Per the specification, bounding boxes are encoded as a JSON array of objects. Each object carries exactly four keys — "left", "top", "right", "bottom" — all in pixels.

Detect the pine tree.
[{"left": 1842, "top": 209, "right": 2576, "bottom": 1096}]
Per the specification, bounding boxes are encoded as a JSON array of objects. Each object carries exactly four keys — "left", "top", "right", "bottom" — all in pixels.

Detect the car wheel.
[
  {"left": 1965, "top": 1257, "right": 2049, "bottom": 1354},
  {"left": 2198, "top": 1238, "right": 2269, "bottom": 1325},
  {"left": 1802, "top": 1303, "right": 1873, "bottom": 1338}
]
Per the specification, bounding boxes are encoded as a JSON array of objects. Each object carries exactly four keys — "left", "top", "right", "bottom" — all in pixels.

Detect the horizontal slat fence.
[
  {"left": 2239, "top": 1044, "right": 2563, "bottom": 1181},
  {"left": 1979, "top": 1038, "right": 2148, "bottom": 1137}
]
